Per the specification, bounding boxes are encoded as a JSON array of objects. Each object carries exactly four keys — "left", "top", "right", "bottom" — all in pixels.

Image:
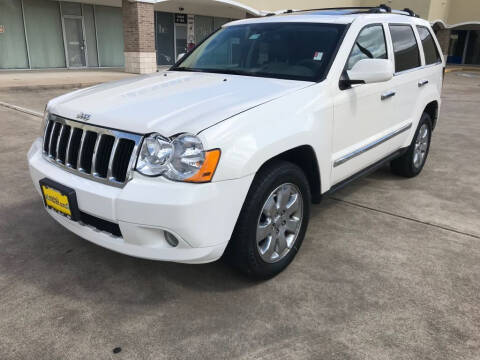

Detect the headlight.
[{"left": 136, "top": 133, "right": 220, "bottom": 183}]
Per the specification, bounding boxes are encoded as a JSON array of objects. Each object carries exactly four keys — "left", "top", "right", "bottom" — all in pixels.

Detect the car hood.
[{"left": 48, "top": 71, "right": 312, "bottom": 136}]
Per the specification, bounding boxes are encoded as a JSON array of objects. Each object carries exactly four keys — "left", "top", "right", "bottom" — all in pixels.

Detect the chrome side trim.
[
  {"left": 42, "top": 115, "right": 143, "bottom": 188},
  {"left": 333, "top": 123, "right": 412, "bottom": 167}
]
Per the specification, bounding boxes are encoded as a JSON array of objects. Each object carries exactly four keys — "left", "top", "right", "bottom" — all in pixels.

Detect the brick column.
[
  {"left": 122, "top": 0, "right": 156, "bottom": 74},
  {"left": 435, "top": 28, "right": 451, "bottom": 57}
]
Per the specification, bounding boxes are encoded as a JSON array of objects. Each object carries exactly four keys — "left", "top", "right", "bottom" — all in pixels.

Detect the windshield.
[{"left": 171, "top": 22, "right": 347, "bottom": 82}]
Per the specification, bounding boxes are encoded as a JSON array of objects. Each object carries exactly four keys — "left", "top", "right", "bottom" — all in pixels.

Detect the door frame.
[
  {"left": 174, "top": 22, "right": 188, "bottom": 61},
  {"left": 59, "top": 3, "right": 88, "bottom": 68}
]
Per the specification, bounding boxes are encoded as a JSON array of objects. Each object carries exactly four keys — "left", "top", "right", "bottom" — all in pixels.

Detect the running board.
[{"left": 326, "top": 147, "right": 408, "bottom": 195}]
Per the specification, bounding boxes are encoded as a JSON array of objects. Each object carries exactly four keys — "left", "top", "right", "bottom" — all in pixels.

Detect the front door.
[
  {"left": 63, "top": 17, "right": 86, "bottom": 68},
  {"left": 332, "top": 23, "right": 398, "bottom": 184}
]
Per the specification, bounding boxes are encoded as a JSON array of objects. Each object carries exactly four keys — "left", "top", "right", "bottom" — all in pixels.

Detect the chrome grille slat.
[
  {"left": 76, "top": 130, "right": 88, "bottom": 172},
  {"left": 48, "top": 122, "right": 61, "bottom": 158},
  {"left": 41, "top": 116, "right": 143, "bottom": 188},
  {"left": 91, "top": 134, "right": 103, "bottom": 177},
  {"left": 65, "top": 127, "right": 75, "bottom": 166},
  {"left": 55, "top": 124, "right": 65, "bottom": 162},
  {"left": 107, "top": 137, "right": 120, "bottom": 181}
]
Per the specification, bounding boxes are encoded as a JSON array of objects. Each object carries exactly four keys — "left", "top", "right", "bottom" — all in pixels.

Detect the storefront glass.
[
  {"left": 23, "top": 0, "right": 66, "bottom": 68},
  {"left": 0, "top": 0, "right": 29, "bottom": 69},
  {"left": 155, "top": 12, "right": 174, "bottom": 65},
  {"left": 95, "top": 5, "right": 124, "bottom": 67}
]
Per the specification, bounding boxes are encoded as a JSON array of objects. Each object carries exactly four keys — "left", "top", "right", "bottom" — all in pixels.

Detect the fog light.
[{"left": 164, "top": 231, "right": 179, "bottom": 247}]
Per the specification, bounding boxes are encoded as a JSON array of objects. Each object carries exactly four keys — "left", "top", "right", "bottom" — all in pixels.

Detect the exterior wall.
[
  {"left": 361, "top": 0, "right": 432, "bottom": 18},
  {"left": 428, "top": 0, "right": 451, "bottom": 22},
  {"left": 239, "top": 0, "right": 359, "bottom": 11},
  {"left": 122, "top": 0, "right": 156, "bottom": 73},
  {"left": 447, "top": 0, "right": 480, "bottom": 24}
]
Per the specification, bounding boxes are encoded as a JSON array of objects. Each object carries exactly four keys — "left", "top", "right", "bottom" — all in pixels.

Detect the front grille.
[{"left": 42, "top": 115, "right": 143, "bottom": 187}]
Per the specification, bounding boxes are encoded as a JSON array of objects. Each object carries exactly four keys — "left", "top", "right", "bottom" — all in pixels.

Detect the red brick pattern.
[{"left": 122, "top": 0, "right": 155, "bottom": 53}]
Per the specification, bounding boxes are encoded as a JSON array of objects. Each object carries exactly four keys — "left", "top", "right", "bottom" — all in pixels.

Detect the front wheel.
[
  {"left": 391, "top": 112, "right": 432, "bottom": 178},
  {"left": 226, "top": 161, "right": 311, "bottom": 279}
]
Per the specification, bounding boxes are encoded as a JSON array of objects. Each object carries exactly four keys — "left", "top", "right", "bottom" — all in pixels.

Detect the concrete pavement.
[
  {"left": 0, "top": 69, "right": 134, "bottom": 91},
  {"left": 0, "top": 72, "right": 479, "bottom": 359}
]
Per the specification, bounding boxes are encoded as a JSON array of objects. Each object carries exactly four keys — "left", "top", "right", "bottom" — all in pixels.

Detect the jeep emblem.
[{"left": 76, "top": 112, "right": 91, "bottom": 121}]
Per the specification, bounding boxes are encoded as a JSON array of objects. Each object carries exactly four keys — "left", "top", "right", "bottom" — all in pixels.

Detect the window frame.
[
  {"left": 344, "top": 23, "right": 389, "bottom": 72},
  {"left": 416, "top": 25, "right": 443, "bottom": 66},
  {"left": 388, "top": 23, "right": 422, "bottom": 75},
  {"left": 339, "top": 22, "right": 390, "bottom": 90}
]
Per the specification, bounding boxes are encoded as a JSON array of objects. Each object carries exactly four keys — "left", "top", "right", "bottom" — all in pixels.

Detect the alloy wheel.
[{"left": 256, "top": 183, "right": 303, "bottom": 263}]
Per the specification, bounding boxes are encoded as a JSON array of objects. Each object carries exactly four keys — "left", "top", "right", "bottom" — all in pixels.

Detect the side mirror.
[
  {"left": 177, "top": 53, "right": 186, "bottom": 62},
  {"left": 346, "top": 59, "right": 394, "bottom": 85}
]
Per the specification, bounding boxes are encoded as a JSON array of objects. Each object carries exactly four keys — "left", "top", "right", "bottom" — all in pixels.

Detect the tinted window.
[
  {"left": 389, "top": 25, "right": 421, "bottom": 72},
  {"left": 347, "top": 25, "right": 387, "bottom": 70},
  {"left": 174, "top": 23, "right": 347, "bottom": 82},
  {"left": 417, "top": 26, "right": 442, "bottom": 65}
]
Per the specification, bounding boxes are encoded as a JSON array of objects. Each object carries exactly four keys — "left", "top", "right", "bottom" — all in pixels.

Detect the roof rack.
[{"left": 282, "top": 4, "right": 419, "bottom": 18}]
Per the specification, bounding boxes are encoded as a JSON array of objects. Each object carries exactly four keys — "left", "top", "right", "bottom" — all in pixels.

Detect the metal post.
[
  {"left": 59, "top": 1, "right": 69, "bottom": 68},
  {"left": 93, "top": 5, "right": 101, "bottom": 67},
  {"left": 20, "top": 0, "right": 31, "bottom": 69},
  {"left": 462, "top": 30, "right": 471, "bottom": 64},
  {"left": 80, "top": 4, "right": 88, "bottom": 67}
]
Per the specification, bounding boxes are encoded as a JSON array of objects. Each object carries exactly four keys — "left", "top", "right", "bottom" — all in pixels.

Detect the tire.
[
  {"left": 225, "top": 160, "right": 311, "bottom": 280},
  {"left": 391, "top": 112, "right": 432, "bottom": 178}
]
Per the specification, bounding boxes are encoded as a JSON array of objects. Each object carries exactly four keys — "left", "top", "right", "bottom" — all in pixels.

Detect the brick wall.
[{"left": 122, "top": 0, "right": 155, "bottom": 53}]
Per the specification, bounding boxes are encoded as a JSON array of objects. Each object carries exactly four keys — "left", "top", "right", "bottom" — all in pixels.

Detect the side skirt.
[{"left": 325, "top": 147, "right": 408, "bottom": 195}]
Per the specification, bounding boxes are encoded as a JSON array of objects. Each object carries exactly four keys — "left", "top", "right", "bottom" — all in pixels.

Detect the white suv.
[{"left": 28, "top": 6, "right": 444, "bottom": 279}]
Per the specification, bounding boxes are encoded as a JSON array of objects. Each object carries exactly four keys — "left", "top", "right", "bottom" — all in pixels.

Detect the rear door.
[
  {"left": 415, "top": 25, "right": 444, "bottom": 115},
  {"left": 384, "top": 24, "right": 425, "bottom": 145}
]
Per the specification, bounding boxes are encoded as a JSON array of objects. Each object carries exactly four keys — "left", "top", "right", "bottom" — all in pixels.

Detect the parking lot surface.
[{"left": 0, "top": 72, "right": 479, "bottom": 359}]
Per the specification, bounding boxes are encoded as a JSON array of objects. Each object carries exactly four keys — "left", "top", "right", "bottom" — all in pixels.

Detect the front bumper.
[{"left": 28, "top": 138, "right": 253, "bottom": 263}]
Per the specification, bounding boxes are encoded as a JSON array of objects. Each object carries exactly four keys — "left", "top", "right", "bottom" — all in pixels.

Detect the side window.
[
  {"left": 346, "top": 25, "right": 387, "bottom": 70},
  {"left": 389, "top": 25, "right": 421, "bottom": 73},
  {"left": 416, "top": 26, "right": 442, "bottom": 65}
]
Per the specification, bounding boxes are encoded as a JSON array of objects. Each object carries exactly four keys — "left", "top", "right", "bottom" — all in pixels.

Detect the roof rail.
[
  {"left": 282, "top": 4, "right": 419, "bottom": 17},
  {"left": 402, "top": 8, "right": 420, "bottom": 17}
]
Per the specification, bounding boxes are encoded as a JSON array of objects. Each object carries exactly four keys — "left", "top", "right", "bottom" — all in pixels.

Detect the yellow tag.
[{"left": 42, "top": 185, "right": 71, "bottom": 216}]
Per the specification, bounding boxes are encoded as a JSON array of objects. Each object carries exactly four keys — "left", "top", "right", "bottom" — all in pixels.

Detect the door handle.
[
  {"left": 418, "top": 80, "right": 429, "bottom": 87},
  {"left": 381, "top": 91, "right": 396, "bottom": 101}
]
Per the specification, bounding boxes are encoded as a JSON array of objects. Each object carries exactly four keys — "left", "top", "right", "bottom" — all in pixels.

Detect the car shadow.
[{"left": 0, "top": 199, "right": 257, "bottom": 307}]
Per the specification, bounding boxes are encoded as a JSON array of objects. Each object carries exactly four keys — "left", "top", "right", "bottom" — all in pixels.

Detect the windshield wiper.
[
  {"left": 170, "top": 67, "right": 203, "bottom": 72},
  {"left": 171, "top": 67, "right": 253, "bottom": 76}
]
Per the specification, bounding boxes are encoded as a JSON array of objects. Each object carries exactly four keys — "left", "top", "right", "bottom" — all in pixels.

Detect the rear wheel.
[
  {"left": 391, "top": 112, "right": 432, "bottom": 178},
  {"left": 226, "top": 161, "right": 311, "bottom": 279}
]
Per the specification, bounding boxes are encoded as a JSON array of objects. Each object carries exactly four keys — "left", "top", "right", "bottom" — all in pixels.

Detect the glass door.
[
  {"left": 175, "top": 24, "right": 187, "bottom": 60},
  {"left": 63, "top": 16, "right": 87, "bottom": 67},
  {"left": 155, "top": 12, "right": 175, "bottom": 65}
]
